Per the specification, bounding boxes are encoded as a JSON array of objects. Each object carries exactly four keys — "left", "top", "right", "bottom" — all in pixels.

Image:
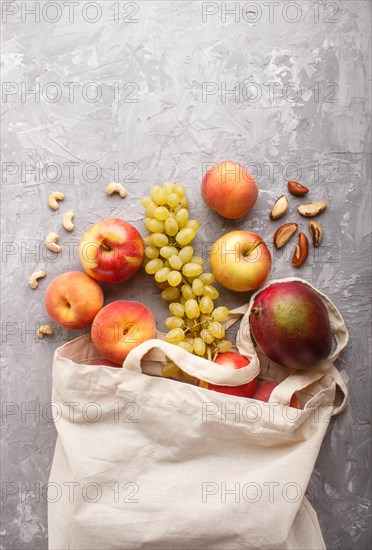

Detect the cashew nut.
[
  {"left": 28, "top": 270, "right": 47, "bottom": 289},
  {"left": 105, "top": 182, "right": 126, "bottom": 198},
  {"left": 62, "top": 211, "right": 74, "bottom": 232},
  {"left": 37, "top": 324, "right": 54, "bottom": 339},
  {"left": 45, "top": 232, "right": 62, "bottom": 253},
  {"left": 48, "top": 192, "right": 65, "bottom": 210}
]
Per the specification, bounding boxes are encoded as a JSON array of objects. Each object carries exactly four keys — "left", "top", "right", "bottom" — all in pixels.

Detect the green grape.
[
  {"left": 145, "top": 201, "right": 157, "bottom": 217},
  {"left": 186, "top": 220, "right": 200, "bottom": 231},
  {"left": 169, "top": 255, "right": 183, "bottom": 270},
  {"left": 145, "top": 258, "right": 163, "bottom": 274},
  {"left": 166, "top": 328, "right": 185, "bottom": 344},
  {"left": 208, "top": 321, "right": 225, "bottom": 339},
  {"left": 176, "top": 228, "right": 195, "bottom": 246},
  {"left": 156, "top": 281, "right": 169, "bottom": 290},
  {"left": 163, "top": 181, "right": 174, "bottom": 194},
  {"left": 185, "top": 299, "right": 200, "bottom": 319},
  {"left": 163, "top": 259, "right": 171, "bottom": 269},
  {"left": 144, "top": 218, "right": 165, "bottom": 233},
  {"left": 143, "top": 235, "right": 152, "bottom": 247},
  {"left": 212, "top": 306, "right": 229, "bottom": 323},
  {"left": 150, "top": 233, "right": 169, "bottom": 247},
  {"left": 192, "top": 278, "right": 204, "bottom": 296},
  {"left": 181, "top": 284, "right": 194, "bottom": 300},
  {"left": 193, "top": 338, "right": 206, "bottom": 357},
  {"left": 144, "top": 246, "right": 159, "bottom": 260},
  {"left": 216, "top": 340, "right": 232, "bottom": 353},
  {"left": 152, "top": 187, "right": 168, "bottom": 206},
  {"left": 175, "top": 208, "right": 189, "bottom": 228},
  {"left": 164, "top": 218, "right": 179, "bottom": 236},
  {"left": 200, "top": 272, "right": 215, "bottom": 285},
  {"left": 160, "top": 245, "right": 178, "bottom": 259},
  {"left": 165, "top": 316, "right": 184, "bottom": 329},
  {"left": 150, "top": 186, "right": 161, "bottom": 200},
  {"left": 204, "top": 285, "right": 219, "bottom": 299},
  {"left": 168, "top": 270, "right": 182, "bottom": 287},
  {"left": 191, "top": 256, "right": 204, "bottom": 265},
  {"left": 174, "top": 184, "right": 185, "bottom": 197},
  {"left": 162, "top": 362, "right": 179, "bottom": 378},
  {"left": 199, "top": 296, "right": 214, "bottom": 314},
  {"left": 161, "top": 287, "right": 180, "bottom": 301},
  {"left": 154, "top": 206, "right": 170, "bottom": 221},
  {"left": 178, "top": 246, "right": 194, "bottom": 264},
  {"left": 180, "top": 296, "right": 186, "bottom": 305},
  {"left": 180, "top": 197, "right": 189, "bottom": 207},
  {"left": 167, "top": 193, "right": 180, "bottom": 208},
  {"left": 141, "top": 196, "right": 152, "bottom": 207},
  {"left": 177, "top": 341, "right": 193, "bottom": 354},
  {"left": 182, "top": 262, "right": 203, "bottom": 278},
  {"left": 169, "top": 302, "right": 185, "bottom": 317},
  {"left": 155, "top": 267, "right": 170, "bottom": 283},
  {"left": 200, "top": 329, "right": 215, "bottom": 344}
]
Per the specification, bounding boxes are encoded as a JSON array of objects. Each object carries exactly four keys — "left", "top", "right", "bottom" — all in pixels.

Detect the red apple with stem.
[
  {"left": 79, "top": 219, "right": 144, "bottom": 284},
  {"left": 210, "top": 230, "right": 272, "bottom": 292}
]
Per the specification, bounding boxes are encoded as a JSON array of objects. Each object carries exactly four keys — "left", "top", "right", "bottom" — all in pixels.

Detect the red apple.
[
  {"left": 79, "top": 218, "right": 144, "bottom": 284},
  {"left": 201, "top": 160, "right": 258, "bottom": 219},
  {"left": 45, "top": 271, "right": 104, "bottom": 330},
  {"left": 254, "top": 381, "right": 301, "bottom": 409},
  {"left": 210, "top": 230, "right": 271, "bottom": 292},
  {"left": 197, "top": 352, "right": 257, "bottom": 398},
  {"left": 91, "top": 300, "right": 157, "bottom": 364}
]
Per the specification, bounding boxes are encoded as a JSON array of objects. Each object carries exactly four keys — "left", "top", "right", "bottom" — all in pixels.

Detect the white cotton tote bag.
[{"left": 48, "top": 277, "right": 348, "bottom": 550}]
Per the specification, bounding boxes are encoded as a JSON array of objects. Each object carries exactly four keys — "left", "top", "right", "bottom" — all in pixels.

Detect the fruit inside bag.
[{"left": 139, "top": 276, "right": 348, "bottom": 412}]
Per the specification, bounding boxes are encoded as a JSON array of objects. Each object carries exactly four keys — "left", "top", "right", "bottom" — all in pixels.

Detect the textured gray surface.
[{"left": 1, "top": 1, "right": 371, "bottom": 549}]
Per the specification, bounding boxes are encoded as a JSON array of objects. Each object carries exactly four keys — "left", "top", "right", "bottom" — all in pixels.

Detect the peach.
[
  {"left": 45, "top": 271, "right": 104, "bottom": 330},
  {"left": 91, "top": 300, "right": 157, "bottom": 365},
  {"left": 201, "top": 160, "right": 258, "bottom": 219}
]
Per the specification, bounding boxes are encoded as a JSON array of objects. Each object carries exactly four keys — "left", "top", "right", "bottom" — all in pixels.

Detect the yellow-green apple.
[
  {"left": 210, "top": 230, "right": 271, "bottom": 292},
  {"left": 45, "top": 271, "right": 104, "bottom": 330},
  {"left": 201, "top": 160, "right": 258, "bottom": 219},
  {"left": 249, "top": 281, "right": 332, "bottom": 370},
  {"left": 254, "top": 381, "right": 301, "bottom": 409},
  {"left": 197, "top": 352, "right": 257, "bottom": 398},
  {"left": 79, "top": 219, "right": 144, "bottom": 284},
  {"left": 91, "top": 300, "right": 157, "bottom": 364}
]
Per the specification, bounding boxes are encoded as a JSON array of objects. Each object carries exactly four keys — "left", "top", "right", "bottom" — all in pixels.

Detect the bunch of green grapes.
[{"left": 141, "top": 181, "right": 232, "bottom": 378}]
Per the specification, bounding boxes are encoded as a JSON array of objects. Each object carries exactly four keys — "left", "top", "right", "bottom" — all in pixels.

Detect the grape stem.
[{"left": 183, "top": 317, "right": 211, "bottom": 334}]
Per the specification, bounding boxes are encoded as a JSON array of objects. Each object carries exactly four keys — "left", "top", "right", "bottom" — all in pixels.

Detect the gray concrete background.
[{"left": 1, "top": 1, "right": 371, "bottom": 548}]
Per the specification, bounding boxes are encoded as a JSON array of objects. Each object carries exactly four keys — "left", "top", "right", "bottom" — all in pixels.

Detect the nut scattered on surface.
[
  {"left": 62, "top": 211, "right": 75, "bottom": 232},
  {"left": 47, "top": 192, "right": 65, "bottom": 210},
  {"left": 292, "top": 232, "right": 309, "bottom": 267},
  {"left": 297, "top": 201, "right": 327, "bottom": 217},
  {"left": 105, "top": 182, "right": 127, "bottom": 198},
  {"left": 28, "top": 270, "right": 47, "bottom": 289},
  {"left": 45, "top": 232, "right": 62, "bottom": 253},
  {"left": 270, "top": 195, "right": 289, "bottom": 220},
  {"left": 37, "top": 325, "right": 54, "bottom": 339},
  {"left": 309, "top": 221, "right": 323, "bottom": 247},
  {"left": 273, "top": 223, "right": 298, "bottom": 249},
  {"left": 287, "top": 180, "right": 309, "bottom": 196}
]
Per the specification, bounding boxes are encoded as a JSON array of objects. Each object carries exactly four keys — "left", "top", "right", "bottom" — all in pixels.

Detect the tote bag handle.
[{"left": 122, "top": 338, "right": 260, "bottom": 385}]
